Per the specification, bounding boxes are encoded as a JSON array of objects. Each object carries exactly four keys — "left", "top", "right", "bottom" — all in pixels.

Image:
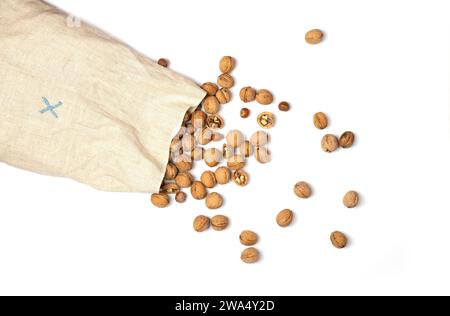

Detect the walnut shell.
[
  {"left": 256, "top": 89, "right": 273, "bottom": 105},
  {"left": 200, "top": 171, "right": 217, "bottom": 189},
  {"left": 276, "top": 209, "right": 294, "bottom": 227},
  {"left": 164, "top": 163, "right": 178, "bottom": 180},
  {"left": 227, "top": 155, "right": 246, "bottom": 170},
  {"left": 197, "top": 128, "right": 213, "bottom": 146},
  {"left": 151, "top": 193, "right": 170, "bottom": 208},
  {"left": 294, "top": 181, "right": 312, "bottom": 199},
  {"left": 201, "top": 82, "right": 219, "bottom": 96},
  {"left": 215, "top": 167, "right": 231, "bottom": 185},
  {"left": 219, "top": 56, "right": 235, "bottom": 74},
  {"left": 241, "top": 248, "right": 260, "bottom": 264},
  {"left": 233, "top": 170, "right": 249, "bottom": 187},
  {"left": 175, "top": 172, "right": 194, "bottom": 188},
  {"left": 217, "top": 74, "right": 234, "bottom": 89},
  {"left": 321, "top": 134, "right": 339, "bottom": 153},
  {"left": 193, "top": 215, "right": 210, "bottom": 232},
  {"left": 202, "top": 96, "right": 221, "bottom": 114},
  {"left": 191, "top": 181, "right": 207, "bottom": 200},
  {"left": 211, "top": 215, "right": 229, "bottom": 231},
  {"left": 257, "top": 112, "right": 275, "bottom": 129},
  {"left": 330, "top": 231, "right": 348, "bottom": 249},
  {"left": 174, "top": 154, "right": 193, "bottom": 172},
  {"left": 204, "top": 148, "right": 223, "bottom": 167},
  {"left": 305, "top": 29, "right": 324, "bottom": 44},
  {"left": 205, "top": 192, "right": 224, "bottom": 209},
  {"left": 240, "top": 87, "right": 257, "bottom": 103},
  {"left": 160, "top": 183, "right": 180, "bottom": 194},
  {"left": 313, "top": 112, "right": 328, "bottom": 129},
  {"left": 191, "top": 110, "right": 207, "bottom": 128},
  {"left": 240, "top": 230, "right": 258, "bottom": 246},
  {"left": 343, "top": 191, "right": 359, "bottom": 208},
  {"left": 216, "top": 88, "right": 231, "bottom": 104}
]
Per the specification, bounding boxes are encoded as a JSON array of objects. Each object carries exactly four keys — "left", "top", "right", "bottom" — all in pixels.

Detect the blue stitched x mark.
[{"left": 39, "top": 97, "right": 63, "bottom": 118}]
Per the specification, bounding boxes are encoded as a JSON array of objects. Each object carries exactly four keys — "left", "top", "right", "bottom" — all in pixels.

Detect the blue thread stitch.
[{"left": 39, "top": 97, "right": 63, "bottom": 118}]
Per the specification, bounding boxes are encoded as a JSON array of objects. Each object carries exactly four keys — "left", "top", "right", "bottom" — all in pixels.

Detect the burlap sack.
[{"left": 0, "top": 0, "right": 205, "bottom": 192}]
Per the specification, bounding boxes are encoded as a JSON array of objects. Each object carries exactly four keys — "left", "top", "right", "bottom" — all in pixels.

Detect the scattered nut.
[
  {"left": 255, "top": 147, "right": 271, "bottom": 164},
  {"left": 164, "top": 163, "right": 178, "bottom": 180},
  {"left": 257, "top": 112, "right": 275, "bottom": 129},
  {"left": 197, "top": 128, "right": 213, "bottom": 146},
  {"left": 170, "top": 138, "right": 182, "bottom": 154},
  {"left": 203, "top": 96, "right": 221, "bottom": 114},
  {"left": 211, "top": 215, "right": 229, "bottom": 231},
  {"left": 240, "top": 87, "right": 257, "bottom": 103},
  {"left": 151, "top": 193, "right": 170, "bottom": 208},
  {"left": 240, "top": 108, "right": 250, "bottom": 118},
  {"left": 217, "top": 73, "right": 234, "bottom": 89},
  {"left": 239, "top": 141, "right": 253, "bottom": 157},
  {"left": 276, "top": 209, "right": 294, "bottom": 227},
  {"left": 160, "top": 183, "right": 180, "bottom": 194},
  {"left": 233, "top": 170, "right": 249, "bottom": 186},
  {"left": 191, "top": 110, "right": 207, "bottom": 128},
  {"left": 191, "top": 181, "right": 207, "bottom": 200},
  {"left": 201, "top": 82, "right": 219, "bottom": 96},
  {"left": 205, "top": 192, "right": 224, "bottom": 209},
  {"left": 175, "top": 154, "right": 193, "bottom": 172},
  {"left": 343, "top": 191, "right": 359, "bottom": 208},
  {"left": 278, "top": 101, "right": 290, "bottom": 112},
  {"left": 240, "top": 230, "right": 258, "bottom": 246},
  {"left": 294, "top": 181, "right": 312, "bottom": 199},
  {"left": 204, "top": 148, "right": 222, "bottom": 167},
  {"left": 330, "top": 231, "right": 348, "bottom": 249},
  {"left": 193, "top": 215, "right": 210, "bottom": 232},
  {"left": 200, "top": 171, "right": 217, "bottom": 189},
  {"left": 175, "top": 172, "right": 194, "bottom": 188},
  {"left": 241, "top": 247, "right": 260, "bottom": 264},
  {"left": 250, "top": 131, "right": 269, "bottom": 147},
  {"left": 219, "top": 56, "right": 235, "bottom": 74},
  {"left": 305, "top": 29, "right": 324, "bottom": 44},
  {"left": 175, "top": 191, "right": 187, "bottom": 203},
  {"left": 206, "top": 114, "right": 225, "bottom": 129},
  {"left": 339, "top": 131, "right": 355, "bottom": 149},
  {"left": 157, "top": 58, "right": 169, "bottom": 67},
  {"left": 321, "top": 134, "right": 339, "bottom": 153},
  {"left": 226, "top": 130, "right": 244, "bottom": 148},
  {"left": 215, "top": 167, "right": 231, "bottom": 185},
  {"left": 216, "top": 88, "right": 232, "bottom": 104},
  {"left": 227, "top": 154, "right": 246, "bottom": 170},
  {"left": 256, "top": 89, "right": 273, "bottom": 105},
  {"left": 313, "top": 112, "right": 328, "bottom": 130}
]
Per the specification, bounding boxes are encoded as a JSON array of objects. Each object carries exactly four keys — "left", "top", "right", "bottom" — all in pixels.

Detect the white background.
[{"left": 0, "top": 0, "right": 449, "bottom": 296}]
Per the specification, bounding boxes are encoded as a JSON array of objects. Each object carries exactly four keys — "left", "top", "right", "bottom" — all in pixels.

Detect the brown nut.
[
  {"left": 255, "top": 147, "right": 271, "bottom": 164},
  {"left": 330, "top": 231, "right": 348, "bottom": 249},
  {"left": 276, "top": 209, "right": 294, "bottom": 227},
  {"left": 151, "top": 193, "right": 170, "bottom": 208},
  {"left": 294, "top": 181, "right": 312, "bottom": 199},
  {"left": 157, "top": 58, "right": 169, "bottom": 67},
  {"left": 343, "top": 191, "right": 359, "bottom": 208},
  {"left": 164, "top": 163, "right": 178, "bottom": 180},
  {"left": 250, "top": 131, "right": 269, "bottom": 147},
  {"left": 240, "top": 108, "right": 250, "bottom": 118},
  {"left": 241, "top": 247, "right": 260, "bottom": 264},
  {"left": 239, "top": 141, "right": 253, "bottom": 158},
  {"left": 205, "top": 192, "right": 224, "bottom": 209},
  {"left": 226, "top": 130, "right": 244, "bottom": 148},
  {"left": 175, "top": 172, "right": 194, "bottom": 188},
  {"left": 305, "top": 29, "right": 324, "bottom": 44},
  {"left": 193, "top": 215, "right": 210, "bottom": 232},
  {"left": 175, "top": 191, "right": 187, "bottom": 203},
  {"left": 222, "top": 143, "right": 234, "bottom": 159},
  {"left": 278, "top": 101, "right": 290, "bottom": 112},
  {"left": 183, "top": 111, "right": 191, "bottom": 123},
  {"left": 191, "top": 181, "right": 207, "bottom": 200},
  {"left": 211, "top": 132, "right": 224, "bottom": 142},
  {"left": 201, "top": 82, "right": 219, "bottom": 96},
  {"left": 204, "top": 148, "right": 223, "bottom": 167},
  {"left": 206, "top": 114, "right": 225, "bottom": 129},
  {"left": 240, "top": 87, "right": 257, "bottom": 103},
  {"left": 200, "top": 171, "right": 217, "bottom": 189},
  {"left": 233, "top": 170, "right": 249, "bottom": 186},
  {"left": 216, "top": 88, "right": 232, "bottom": 104},
  {"left": 217, "top": 74, "right": 234, "bottom": 89},
  {"left": 257, "top": 112, "right": 275, "bottom": 129},
  {"left": 160, "top": 183, "right": 180, "bottom": 194},
  {"left": 181, "top": 134, "right": 195, "bottom": 152},
  {"left": 197, "top": 128, "right": 213, "bottom": 146},
  {"left": 215, "top": 167, "right": 231, "bottom": 185},
  {"left": 202, "top": 96, "right": 221, "bottom": 114},
  {"left": 219, "top": 56, "right": 235, "bottom": 74},
  {"left": 174, "top": 154, "right": 193, "bottom": 172},
  {"left": 240, "top": 230, "right": 258, "bottom": 246},
  {"left": 191, "top": 110, "right": 207, "bottom": 128},
  {"left": 191, "top": 147, "right": 204, "bottom": 161},
  {"left": 313, "top": 112, "right": 328, "bottom": 130},
  {"left": 227, "top": 155, "right": 246, "bottom": 170},
  {"left": 321, "top": 134, "right": 339, "bottom": 153},
  {"left": 339, "top": 131, "right": 355, "bottom": 149},
  {"left": 256, "top": 89, "right": 273, "bottom": 105},
  {"left": 211, "top": 215, "right": 229, "bottom": 231},
  {"left": 170, "top": 138, "right": 182, "bottom": 153},
  {"left": 185, "top": 123, "right": 195, "bottom": 135}
]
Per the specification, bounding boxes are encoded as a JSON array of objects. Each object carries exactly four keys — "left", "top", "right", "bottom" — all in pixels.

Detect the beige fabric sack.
[{"left": 0, "top": 0, "right": 205, "bottom": 192}]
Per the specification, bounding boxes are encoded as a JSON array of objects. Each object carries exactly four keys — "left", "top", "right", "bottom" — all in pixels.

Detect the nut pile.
[{"left": 153, "top": 30, "right": 361, "bottom": 263}]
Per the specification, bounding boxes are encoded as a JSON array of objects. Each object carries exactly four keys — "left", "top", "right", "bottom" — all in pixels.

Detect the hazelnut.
[
  {"left": 204, "top": 148, "right": 222, "bottom": 167},
  {"left": 330, "top": 231, "right": 348, "bottom": 249},
  {"left": 193, "top": 215, "right": 210, "bottom": 232},
  {"left": 215, "top": 167, "right": 231, "bottom": 185},
  {"left": 305, "top": 29, "right": 324, "bottom": 44},
  {"left": 255, "top": 147, "right": 271, "bottom": 164},
  {"left": 240, "top": 230, "right": 258, "bottom": 246},
  {"left": 239, "top": 141, "right": 253, "bottom": 158},
  {"left": 294, "top": 181, "right": 312, "bottom": 199},
  {"left": 278, "top": 101, "right": 290, "bottom": 112},
  {"left": 160, "top": 183, "right": 180, "bottom": 194},
  {"left": 191, "top": 181, "right": 207, "bottom": 200},
  {"left": 219, "top": 56, "right": 235, "bottom": 73},
  {"left": 257, "top": 112, "right": 275, "bottom": 129},
  {"left": 211, "top": 215, "right": 229, "bottom": 231},
  {"left": 201, "top": 82, "right": 219, "bottom": 96},
  {"left": 175, "top": 191, "right": 187, "bottom": 203},
  {"left": 233, "top": 170, "right": 249, "bottom": 187},
  {"left": 151, "top": 193, "right": 170, "bottom": 208},
  {"left": 202, "top": 96, "right": 221, "bottom": 114},
  {"left": 191, "top": 147, "right": 204, "bottom": 161},
  {"left": 164, "top": 163, "right": 178, "bottom": 180},
  {"left": 205, "top": 192, "right": 224, "bottom": 209},
  {"left": 217, "top": 74, "right": 234, "bottom": 89},
  {"left": 191, "top": 110, "right": 207, "bottom": 128},
  {"left": 174, "top": 154, "right": 193, "bottom": 172},
  {"left": 227, "top": 155, "right": 246, "bottom": 170},
  {"left": 226, "top": 130, "right": 244, "bottom": 148},
  {"left": 216, "top": 88, "right": 232, "bottom": 104},
  {"left": 339, "top": 131, "right": 355, "bottom": 149},
  {"left": 276, "top": 209, "right": 294, "bottom": 227},
  {"left": 157, "top": 58, "right": 169, "bottom": 67},
  {"left": 256, "top": 89, "right": 273, "bottom": 105},
  {"left": 240, "top": 108, "right": 250, "bottom": 118},
  {"left": 200, "top": 171, "right": 217, "bottom": 189},
  {"left": 181, "top": 134, "right": 195, "bottom": 152},
  {"left": 240, "top": 87, "right": 257, "bottom": 103},
  {"left": 313, "top": 112, "right": 328, "bottom": 130},
  {"left": 321, "top": 134, "right": 339, "bottom": 153},
  {"left": 206, "top": 114, "right": 225, "bottom": 129},
  {"left": 175, "top": 172, "right": 194, "bottom": 188},
  {"left": 250, "top": 131, "right": 269, "bottom": 147},
  {"left": 343, "top": 191, "right": 359, "bottom": 208},
  {"left": 241, "top": 247, "right": 260, "bottom": 264}
]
